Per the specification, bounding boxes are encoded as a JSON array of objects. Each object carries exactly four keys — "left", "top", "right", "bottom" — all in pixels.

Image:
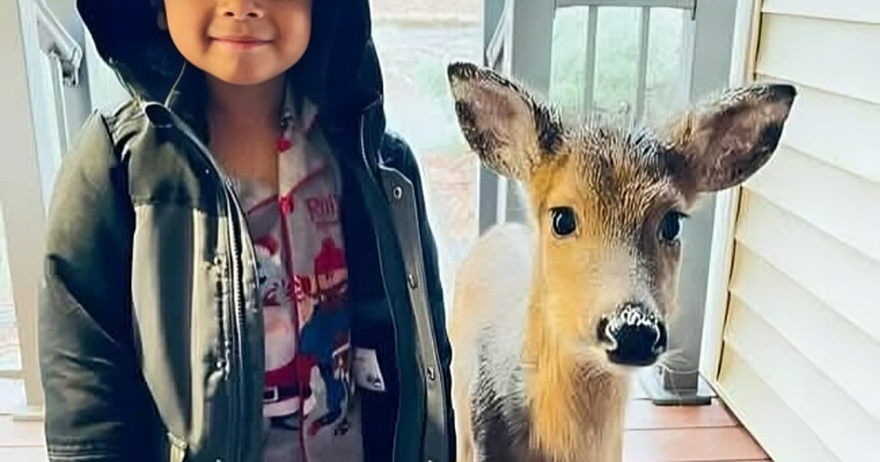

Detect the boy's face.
[{"left": 163, "top": 0, "right": 312, "bottom": 86}]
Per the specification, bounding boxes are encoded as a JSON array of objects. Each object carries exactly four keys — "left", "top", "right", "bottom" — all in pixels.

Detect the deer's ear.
[
  {"left": 663, "top": 83, "right": 797, "bottom": 193},
  {"left": 447, "top": 62, "right": 563, "bottom": 180}
]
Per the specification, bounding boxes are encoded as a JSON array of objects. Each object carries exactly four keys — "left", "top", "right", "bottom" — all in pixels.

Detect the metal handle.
[{"left": 35, "top": 0, "right": 82, "bottom": 87}]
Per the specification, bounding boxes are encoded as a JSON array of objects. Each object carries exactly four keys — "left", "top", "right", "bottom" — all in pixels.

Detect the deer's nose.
[{"left": 597, "top": 302, "right": 667, "bottom": 367}]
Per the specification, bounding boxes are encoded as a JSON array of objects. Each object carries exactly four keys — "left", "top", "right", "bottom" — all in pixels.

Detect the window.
[
  {"left": 549, "top": 6, "right": 689, "bottom": 126},
  {"left": 0, "top": 206, "right": 26, "bottom": 414},
  {"left": 370, "top": 0, "right": 484, "bottom": 302}
]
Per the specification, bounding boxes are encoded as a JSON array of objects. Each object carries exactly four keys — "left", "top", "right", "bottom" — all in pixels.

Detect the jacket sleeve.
[
  {"left": 380, "top": 132, "right": 457, "bottom": 461},
  {"left": 38, "top": 112, "right": 157, "bottom": 461}
]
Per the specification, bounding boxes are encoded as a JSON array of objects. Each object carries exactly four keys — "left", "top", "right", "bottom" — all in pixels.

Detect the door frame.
[
  {"left": 1, "top": 0, "right": 91, "bottom": 417},
  {"left": 697, "top": 0, "right": 763, "bottom": 388}
]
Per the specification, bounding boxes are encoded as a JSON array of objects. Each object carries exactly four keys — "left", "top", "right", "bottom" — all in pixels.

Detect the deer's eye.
[
  {"left": 550, "top": 207, "right": 577, "bottom": 237},
  {"left": 659, "top": 211, "right": 685, "bottom": 242}
]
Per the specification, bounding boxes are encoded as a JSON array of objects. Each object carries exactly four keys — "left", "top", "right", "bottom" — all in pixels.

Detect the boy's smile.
[
  {"left": 163, "top": 0, "right": 312, "bottom": 86},
  {"left": 211, "top": 34, "right": 272, "bottom": 51}
]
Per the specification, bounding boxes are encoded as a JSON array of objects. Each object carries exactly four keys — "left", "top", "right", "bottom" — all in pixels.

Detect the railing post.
[
  {"left": 503, "top": 0, "right": 554, "bottom": 225},
  {"left": 477, "top": 0, "right": 506, "bottom": 235},
  {"left": 478, "top": 0, "right": 555, "bottom": 230},
  {"left": 637, "top": 0, "right": 740, "bottom": 405},
  {"left": 582, "top": 6, "right": 599, "bottom": 116}
]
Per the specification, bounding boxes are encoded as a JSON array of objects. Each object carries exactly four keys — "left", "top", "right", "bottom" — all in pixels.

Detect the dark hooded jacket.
[{"left": 37, "top": 1, "right": 455, "bottom": 461}]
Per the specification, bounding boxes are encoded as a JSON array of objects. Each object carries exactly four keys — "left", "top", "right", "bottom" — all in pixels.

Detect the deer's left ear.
[
  {"left": 446, "top": 62, "right": 563, "bottom": 180},
  {"left": 663, "top": 83, "right": 797, "bottom": 193}
]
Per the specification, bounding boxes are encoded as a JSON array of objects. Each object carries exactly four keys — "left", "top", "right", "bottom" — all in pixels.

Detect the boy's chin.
[{"left": 201, "top": 66, "right": 288, "bottom": 88}]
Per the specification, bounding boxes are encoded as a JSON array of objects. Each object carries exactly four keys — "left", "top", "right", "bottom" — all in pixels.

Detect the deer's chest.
[{"left": 471, "top": 340, "right": 545, "bottom": 462}]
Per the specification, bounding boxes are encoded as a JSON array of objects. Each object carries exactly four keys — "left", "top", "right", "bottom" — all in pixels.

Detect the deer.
[{"left": 444, "top": 61, "right": 796, "bottom": 462}]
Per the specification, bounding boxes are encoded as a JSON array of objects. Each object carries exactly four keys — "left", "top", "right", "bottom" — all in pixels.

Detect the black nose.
[{"left": 597, "top": 303, "right": 667, "bottom": 366}]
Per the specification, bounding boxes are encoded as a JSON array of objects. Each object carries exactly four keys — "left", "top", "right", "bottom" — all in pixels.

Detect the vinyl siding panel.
[
  {"left": 754, "top": 14, "right": 880, "bottom": 104},
  {"left": 761, "top": 0, "right": 880, "bottom": 25},
  {"left": 718, "top": 344, "right": 838, "bottom": 462},
  {"left": 713, "top": 3, "right": 880, "bottom": 461}
]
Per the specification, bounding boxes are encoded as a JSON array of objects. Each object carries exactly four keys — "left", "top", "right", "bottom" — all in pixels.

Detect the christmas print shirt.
[{"left": 228, "top": 95, "right": 363, "bottom": 462}]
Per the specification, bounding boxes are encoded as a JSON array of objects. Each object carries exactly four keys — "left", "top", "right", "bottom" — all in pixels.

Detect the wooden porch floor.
[
  {"left": 0, "top": 378, "right": 769, "bottom": 461},
  {"left": 623, "top": 378, "right": 769, "bottom": 461}
]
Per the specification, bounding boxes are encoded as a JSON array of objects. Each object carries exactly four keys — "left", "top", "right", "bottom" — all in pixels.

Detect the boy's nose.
[{"left": 220, "top": 0, "right": 265, "bottom": 19}]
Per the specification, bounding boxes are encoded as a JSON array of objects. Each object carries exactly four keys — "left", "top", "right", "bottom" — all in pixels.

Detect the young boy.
[{"left": 38, "top": 1, "right": 455, "bottom": 461}]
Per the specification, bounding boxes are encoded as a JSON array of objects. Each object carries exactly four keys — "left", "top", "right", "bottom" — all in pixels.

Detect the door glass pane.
[
  {"left": 548, "top": 7, "right": 586, "bottom": 115},
  {"left": 593, "top": 7, "right": 641, "bottom": 122},
  {"left": 549, "top": 6, "right": 688, "bottom": 125},
  {"left": 370, "top": 0, "right": 483, "bottom": 304},
  {"left": 644, "top": 8, "right": 687, "bottom": 126},
  {"left": 0, "top": 204, "right": 22, "bottom": 374},
  {"left": 0, "top": 379, "right": 26, "bottom": 414}
]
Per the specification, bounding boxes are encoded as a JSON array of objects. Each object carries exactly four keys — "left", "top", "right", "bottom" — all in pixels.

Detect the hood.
[{"left": 76, "top": 0, "right": 385, "bottom": 135}]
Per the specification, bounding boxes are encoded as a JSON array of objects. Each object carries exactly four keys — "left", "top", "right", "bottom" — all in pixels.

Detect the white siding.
[{"left": 711, "top": 2, "right": 880, "bottom": 461}]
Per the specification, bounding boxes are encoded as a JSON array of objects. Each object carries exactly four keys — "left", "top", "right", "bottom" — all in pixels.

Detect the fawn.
[{"left": 445, "top": 61, "right": 795, "bottom": 462}]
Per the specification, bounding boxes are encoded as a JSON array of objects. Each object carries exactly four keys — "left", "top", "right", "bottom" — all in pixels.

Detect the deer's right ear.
[
  {"left": 663, "top": 82, "right": 797, "bottom": 194},
  {"left": 447, "top": 62, "right": 563, "bottom": 180}
]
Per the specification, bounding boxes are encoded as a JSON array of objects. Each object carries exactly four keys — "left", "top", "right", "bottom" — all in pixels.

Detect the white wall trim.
[
  {"left": 0, "top": 0, "right": 51, "bottom": 411},
  {"left": 698, "top": 0, "right": 761, "bottom": 385}
]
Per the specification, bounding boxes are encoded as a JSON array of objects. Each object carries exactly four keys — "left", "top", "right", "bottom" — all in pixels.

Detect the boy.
[{"left": 38, "top": 0, "right": 455, "bottom": 461}]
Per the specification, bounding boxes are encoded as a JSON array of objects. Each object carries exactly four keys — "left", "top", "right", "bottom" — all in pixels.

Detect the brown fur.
[{"left": 446, "top": 62, "right": 796, "bottom": 462}]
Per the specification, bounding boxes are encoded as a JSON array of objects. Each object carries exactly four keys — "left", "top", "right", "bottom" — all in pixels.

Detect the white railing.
[
  {"left": 485, "top": 0, "right": 697, "bottom": 127},
  {"left": 484, "top": 0, "right": 512, "bottom": 71},
  {"left": 35, "top": 0, "right": 83, "bottom": 158},
  {"left": 558, "top": 0, "right": 695, "bottom": 8}
]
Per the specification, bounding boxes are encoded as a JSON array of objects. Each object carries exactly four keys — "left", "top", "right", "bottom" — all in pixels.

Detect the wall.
[{"left": 704, "top": 1, "right": 880, "bottom": 460}]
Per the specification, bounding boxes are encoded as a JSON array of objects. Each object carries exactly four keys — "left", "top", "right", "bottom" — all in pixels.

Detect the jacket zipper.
[
  {"left": 160, "top": 108, "right": 254, "bottom": 462},
  {"left": 226, "top": 181, "right": 250, "bottom": 462}
]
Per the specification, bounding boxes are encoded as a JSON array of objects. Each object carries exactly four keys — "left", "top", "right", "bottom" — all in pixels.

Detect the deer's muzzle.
[{"left": 598, "top": 302, "right": 667, "bottom": 367}]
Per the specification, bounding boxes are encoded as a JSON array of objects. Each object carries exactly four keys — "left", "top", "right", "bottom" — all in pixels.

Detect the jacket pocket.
[{"left": 167, "top": 432, "right": 189, "bottom": 462}]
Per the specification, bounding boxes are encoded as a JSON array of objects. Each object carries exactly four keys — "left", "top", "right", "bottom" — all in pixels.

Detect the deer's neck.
[{"left": 522, "top": 298, "right": 630, "bottom": 462}]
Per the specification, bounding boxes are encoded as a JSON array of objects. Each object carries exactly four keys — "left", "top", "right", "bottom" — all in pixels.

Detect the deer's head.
[{"left": 447, "top": 62, "right": 795, "bottom": 369}]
